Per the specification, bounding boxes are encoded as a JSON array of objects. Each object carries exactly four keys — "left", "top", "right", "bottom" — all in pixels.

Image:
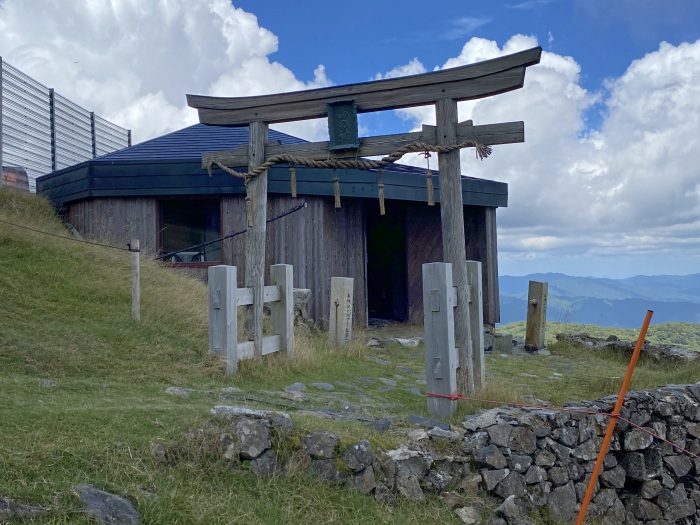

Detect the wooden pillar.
[
  {"left": 208, "top": 265, "right": 238, "bottom": 374},
  {"left": 270, "top": 264, "right": 294, "bottom": 358},
  {"left": 436, "top": 98, "right": 474, "bottom": 396},
  {"left": 245, "top": 121, "right": 268, "bottom": 360},
  {"left": 423, "top": 262, "right": 458, "bottom": 418},
  {"left": 466, "top": 261, "right": 485, "bottom": 389},
  {"left": 525, "top": 280, "right": 548, "bottom": 350},
  {"left": 484, "top": 207, "right": 500, "bottom": 325},
  {"left": 130, "top": 239, "right": 140, "bottom": 321}
]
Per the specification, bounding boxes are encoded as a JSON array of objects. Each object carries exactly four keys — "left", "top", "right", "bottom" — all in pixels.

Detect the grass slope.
[{"left": 2, "top": 188, "right": 699, "bottom": 524}]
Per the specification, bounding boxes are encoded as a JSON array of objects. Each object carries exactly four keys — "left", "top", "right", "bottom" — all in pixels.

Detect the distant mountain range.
[{"left": 499, "top": 273, "right": 700, "bottom": 328}]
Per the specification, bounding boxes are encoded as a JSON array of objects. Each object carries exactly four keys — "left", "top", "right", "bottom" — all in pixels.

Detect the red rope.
[{"left": 426, "top": 389, "right": 700, "bottom": 460}]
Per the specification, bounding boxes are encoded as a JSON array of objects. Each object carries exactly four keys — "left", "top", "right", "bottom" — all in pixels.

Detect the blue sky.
[{"left": 1, "top": 0, "right": 700, "bottom": 279}]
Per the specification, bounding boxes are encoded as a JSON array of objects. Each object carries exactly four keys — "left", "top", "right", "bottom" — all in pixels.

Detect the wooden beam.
[
  {"left": 245, "top": 121, "right": 268, "bottom": 360},
  {"left": 436, "top": 98, "right": 475, "bottom": 397},
  {"left": 202, "top": 121, "right": 524, "bottom": 169},
  {"left": 187, "top": 47, "right": 542, "bottom": 125}
]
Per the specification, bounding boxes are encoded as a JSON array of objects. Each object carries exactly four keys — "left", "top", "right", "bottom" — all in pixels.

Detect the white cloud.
[
  {"left": 374, "top": 36, "right": 700, "bottom": 274},
  {"left": 0, "top": 0, "right": 330, "bottom": 143}
]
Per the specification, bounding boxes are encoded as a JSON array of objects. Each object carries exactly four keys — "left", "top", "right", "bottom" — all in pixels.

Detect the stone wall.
[{"left": 201, "top": 383, "right": 700, "bottom": 525}]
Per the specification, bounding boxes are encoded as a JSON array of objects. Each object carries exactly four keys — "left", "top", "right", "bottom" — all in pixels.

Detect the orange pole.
[{"left": 575, "top": 310, "right": 653, "bottom": 525}]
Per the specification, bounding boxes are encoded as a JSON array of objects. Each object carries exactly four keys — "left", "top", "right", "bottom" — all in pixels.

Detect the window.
[{"left": 159, "top": 199, "right": 221, "bottom": 264}]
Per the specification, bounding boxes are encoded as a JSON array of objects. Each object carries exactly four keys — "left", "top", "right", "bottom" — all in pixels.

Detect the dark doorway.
[{"left": 365, "top": 201, "right": 408, "bottom": 321}]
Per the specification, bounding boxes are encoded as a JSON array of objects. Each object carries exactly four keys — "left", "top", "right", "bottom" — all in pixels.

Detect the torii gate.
[{"left": 187, "top": 46, "right": 542, "bottom": 396}]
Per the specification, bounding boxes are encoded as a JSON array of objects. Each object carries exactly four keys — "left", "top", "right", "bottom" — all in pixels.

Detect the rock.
[
  {"left": 624, "top": 428, "right": 654, "bottom": 451},
  {"left": 487, "top": 424, "right": 513, "bottom": 447},
  {"left": 220, "top": 386, "right": 241, "bottom": 393},
  {"left": 165, "top": 386, "right": 193, "bottom": 396},
  {"left": 482, "top": 469, "right": 510, "bottom": 491},
  {"left": 454, "top": 506, "right": 480, "bottom": 524},
  {"left": 463, "top": 410, "right": 500, "bottom": 431},
  {"left": 371, "top": 418, "right": 392, "bottom": 433},
  {"left": 211, "top": 405, "right": 278, "bottom": 418},
  {"left": 250, "top": 449, "right": 280, "bottom": 477},
  {"left": 367, "top": 356, "right": 390, "bottom": 365},
  {"left": 284, "top": 382, "right": 307, "bottom": 392},
  {"left": 0, "top": 497, "right": 48, "bottom": 520},
  {"left": 407, "top": 429, "right": 428, "bottom": 442},
  {"left": 456, "top": 473, "right": 482, "bottom": 495},
  {"left": 572, "top": 438, "right": 599, "bottom": 461},
  {"left": 495, "top": 471, "right": 527, "bottom": 499},
  {"left": 346, "top": 465, "right": 376, "bottom": 494},
  {"left": 311, "top": 382, "right": 335, "bottom": 391},
  {"left": 663, "top": 454, "right": 693, "bottom": 478},
  {"left": 281, "top": 391, "right": 307, "bottom": 402},
  {"left": 428, "top": 427, "right": 461, "bottom": 442},
  {"left": 640, "top": 479, "right": 663, "bottom": 499},
  {"left": 548, "top": 466, "right": 569, "bottom": 486},
  {"left": 600, "top": 465, "right": 626, "bottom": 489},
  {"left": 525, "top": 465, "right": 547, "bottom": 484},
  {"left": 393, "top": 337, "right": 421, "bottom": 347},
  {"left": 473, "top": 445, "right": 508, "bottom": 469},
  {"left": 378, "top": 377, "right": 397, "bottom": 387},
  {"left": 310, "top": 458, "right": 344, "bottom": 483},
  {"left": 302, "top": 431, "right": 339, "bottom": 459},
  {"left": 508, "top": 454, "right": 533, "bottom": 473},
  {"left": 341, "top": 440, "right": 373, "bottom": 472},
  {"left": 495, "top": 495, "right": 528, "bottom": 520},
  {"left": 269, "top": 412, "right": 293, "bottom": 432},
  {"left": 374, "top": 483, "right": 394, "bottom": 504},
  {"left": 235, "top": 418, "right": 270, "bottom": 460},
  {"left": 664, "top": 499, "right": 696, "bottom": 522},
  {"left": 621, "top": 448, "right": 662, "bottom": 481},
  {"left": 408, "top": 414, "right": 449, "bottom": 431},
  {"left": 534, "top": 450, "right": 556, "bottom": 467},
  {"left": 440, "top": 491, "right": 466, "bottom": 509},
  {"left": 40, "top": 379, "right": 57, "bottom": 388},
  {"left": 425, "top": 468, "right": 453, "bottom": 490},
  {"left": 509, "top": 427, "right": 537, "bottom": 454},
  {"left": 74, "top": 484, "right": 140, "bottom": 525},
  {"left": 626, "top": 496, "right": 662, "bottom": 521},
  {"left": 396, "top": 475, "right": 425, "bottom": 501},
  {"left": 548, "top": 481, "right": 577, "bottom": 523}
]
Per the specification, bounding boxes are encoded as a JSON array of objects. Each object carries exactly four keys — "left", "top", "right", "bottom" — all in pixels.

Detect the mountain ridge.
[{"left": 499, "top": 272, "right": 700, "bottom": 327}]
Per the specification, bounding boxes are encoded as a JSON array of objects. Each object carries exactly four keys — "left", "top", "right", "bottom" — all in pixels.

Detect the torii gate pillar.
[
  {"left": 436, "top": 99, "right": 475, "bottom": 395},
  {"left": 246, "top": 121, "right": 268, "bottom": 360}
]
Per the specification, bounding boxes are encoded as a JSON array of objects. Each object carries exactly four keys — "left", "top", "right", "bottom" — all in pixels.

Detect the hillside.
[
  {"left": 500, "top": 272, "right": 700, "bottom": 327},
  {"left": 3, "top": 188, "right": 700, "bottom": 524}
]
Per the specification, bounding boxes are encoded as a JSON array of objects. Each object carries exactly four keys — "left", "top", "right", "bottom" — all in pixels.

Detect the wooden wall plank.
[{"left": 66, "top": 197, "right": 157, "bottom": 253}]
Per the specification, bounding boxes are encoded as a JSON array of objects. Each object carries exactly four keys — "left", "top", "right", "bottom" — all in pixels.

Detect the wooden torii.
[{"left": 187, "top": 46, "right": 542, "bottom": 395}]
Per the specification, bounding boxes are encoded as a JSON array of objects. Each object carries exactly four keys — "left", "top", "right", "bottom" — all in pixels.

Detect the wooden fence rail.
[{"left": 208, "top": 264, "right": 294, "bottom": 374}]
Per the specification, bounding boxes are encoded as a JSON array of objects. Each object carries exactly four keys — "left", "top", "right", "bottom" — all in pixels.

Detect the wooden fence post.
[
  {"left": 423, "top": 262, "right": 458, "bottom": 418},
  {"left": 525, "top": 280, "right": 548, "bottom": 350},
  {"left": 329, "top": 277, "right": 354, "bottom": 347},
  {"left": 466, "top": 261, "right": 485, "bottom": 390},
  {"left": 208, "top": 265, "right": 238, "bottom": 375},
  {"left": 270, "top": 264, "right": 294, "bottom": 358},
  {"left": 130, "top": 239, "right": 140, "bottom": 321}
]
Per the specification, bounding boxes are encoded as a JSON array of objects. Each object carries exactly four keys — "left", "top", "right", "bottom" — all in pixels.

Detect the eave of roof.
[{"left": 37, "top": 124, "right": 508, "bottom": 209}]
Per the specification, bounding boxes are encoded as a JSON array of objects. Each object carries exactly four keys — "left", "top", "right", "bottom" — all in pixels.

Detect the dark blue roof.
[
  {"left": 37, "top": 124, "right": 507, "bottom": 209},
  {"left": 98, "top": 124, "right": 307, "bottom": 162}
]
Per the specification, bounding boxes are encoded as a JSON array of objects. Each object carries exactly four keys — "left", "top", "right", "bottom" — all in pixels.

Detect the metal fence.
[{"left": 0, "top": 57, "right": 130, "bottom": 191}]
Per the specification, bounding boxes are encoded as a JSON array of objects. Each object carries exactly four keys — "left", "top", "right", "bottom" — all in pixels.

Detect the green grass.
[
  {"left": 499, "top": 320, "right": 700, "bottom": 350},
  {"left": 2, "top": 188, "right": 700, "bottom": 524}
]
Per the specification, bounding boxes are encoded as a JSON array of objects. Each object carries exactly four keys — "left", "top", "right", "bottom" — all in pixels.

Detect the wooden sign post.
[
  {"left": 329, "top": 277, "right": 354, "bottom": 347},
  {"left": 187, "top": 47, "right": 542, "bottom": 396}
]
